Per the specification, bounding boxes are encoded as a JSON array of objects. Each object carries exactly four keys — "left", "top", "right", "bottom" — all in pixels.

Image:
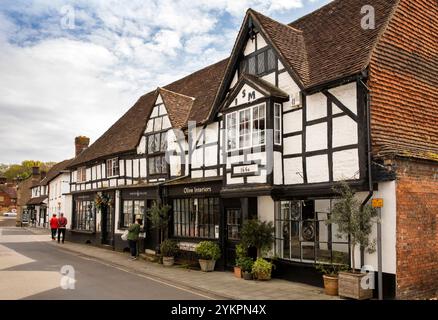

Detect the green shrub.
[
  {"left": 195, "top": 241, "right": 221, "bottom": 260},
  {"left": 238, "top": 257, "right": 254, "bottom": 272},
  {"left": 315, "top": 263, "right": 348, "bottom": 277},
  {"left": 241, "top": 219, "right": 274, "bottom": 257},
  {"left": 235, "top": 243, "right": 247, "bottom": 266},
  {"left": 160, "top": 239, "right": 179, "bottom": 257},
  {"left": 251, "top": 258, "right": 272, "bottom": 278}
]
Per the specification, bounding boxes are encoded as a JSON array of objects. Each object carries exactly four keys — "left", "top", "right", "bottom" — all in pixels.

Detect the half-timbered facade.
[{"left": 63, "top": 0, "right": 437, "bottom": 299}]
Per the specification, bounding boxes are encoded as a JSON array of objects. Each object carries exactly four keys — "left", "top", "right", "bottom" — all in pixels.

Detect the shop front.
[
  {"left": 164, "top": 178, "right": 224, "bottom": 268},
  {"left": 116, "top": 186, "right": 160, "bottom": 253},
  {"left": 70, "top": 193, "right": 97, "bottom": 244}
]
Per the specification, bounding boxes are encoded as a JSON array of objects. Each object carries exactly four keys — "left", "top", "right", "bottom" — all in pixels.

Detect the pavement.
[{"left": 17, "top": 226, "right": 340, "bottom": 300}]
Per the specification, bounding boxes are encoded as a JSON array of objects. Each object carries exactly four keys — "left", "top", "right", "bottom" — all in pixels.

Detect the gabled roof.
[
  {"left": 221, "top": 73, "right": 288, "bottom": 110},
  {"left": 250, "top": 10, "right": 310, "bottom": 86},
  {"left": 158, "top": 88, "right": 194, "bottom": 129},
  {"left": 68, "top": 58, "right": 229, "bottom": 168},
  {"left": 40, "top": 159, "right": 74, "bottom": 185},
  {"left": 289, "top": 0, "right": 399, "bottom": 89}
]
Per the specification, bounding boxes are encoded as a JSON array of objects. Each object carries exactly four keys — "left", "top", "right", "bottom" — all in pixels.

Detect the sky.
[{"left": 0, "top": 0, "right": 332, "bottom": 164}]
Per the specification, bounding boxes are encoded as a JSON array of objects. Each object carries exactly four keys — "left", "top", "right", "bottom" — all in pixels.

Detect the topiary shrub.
[{"left": 195, "top": 241, "right": 221, "bottom": 261}]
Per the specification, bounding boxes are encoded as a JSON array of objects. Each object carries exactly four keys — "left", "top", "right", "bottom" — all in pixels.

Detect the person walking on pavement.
[
  {"left": 127, "top": 218, "right": 142, "bottom": 260},
  {"left": 57, "top": 213, "right": 68, "bottom": 244},
  {"left": 49, "top": 214, "right": 58, "bottom": 240}
]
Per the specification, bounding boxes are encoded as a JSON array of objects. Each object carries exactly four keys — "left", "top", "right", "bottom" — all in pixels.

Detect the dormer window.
[{"left": 106, "top": 158, "right": 119, "bottom": 178}]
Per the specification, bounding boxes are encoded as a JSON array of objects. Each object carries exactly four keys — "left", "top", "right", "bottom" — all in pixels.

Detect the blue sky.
[{"left": 0, "top": 0, "right": 332, "bottom": 164}]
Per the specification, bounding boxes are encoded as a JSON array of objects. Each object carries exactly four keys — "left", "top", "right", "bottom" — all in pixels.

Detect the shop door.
[
  {"left": 101, "top": 205, "right": 113, "bottom": 245},
  {"left": 225, "top": 208, "right": 242, "bottom": 268},
  {"left": 144, "top": 200, "right": 159, "bottom": 252}
]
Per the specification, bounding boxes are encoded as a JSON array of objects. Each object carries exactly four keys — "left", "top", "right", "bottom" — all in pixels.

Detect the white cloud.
[{"left": 0, "top": 0, "right": 331, "bottom": 163}]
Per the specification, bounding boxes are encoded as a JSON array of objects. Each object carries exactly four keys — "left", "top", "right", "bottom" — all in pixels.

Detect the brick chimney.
[{"left": 75, "top": 136, "right": 90, "bottom": 157}]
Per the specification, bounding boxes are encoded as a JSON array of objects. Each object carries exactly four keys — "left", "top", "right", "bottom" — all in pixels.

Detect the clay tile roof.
[
  {"left": 243, "top": 74, "right": 289, "bottom": 99},
  {"left": 69, "top": 59, "right": 228, "bottom": 168},
  {"left": 26, "top": 195, "right": 47, "bottom": 205},
  {"left": 158, "top": 88, "right": 194, "bottom": 129},
  {"left": 40, "top": 159, "right": 74, "bottom": 185},
  {"left": 164, "top": 58, "right": 229, "bottom": 125},
  {"left": 0, "top": 185, "right": 17, "bottom": 199},
  {"left": 250, "top": 9, "right": 310, "bottom": 86},
  {"left": 288, "top": 0, "right": 399, "bottom": 89}
]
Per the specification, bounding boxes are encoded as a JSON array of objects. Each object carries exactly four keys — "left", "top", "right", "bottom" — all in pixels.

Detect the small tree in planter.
[
  {"left": 234, "top": 244, "right": 246, "bottom": 278},
  {"left": 252, "top": 258, "right": 273, "bottom": 280},
  {"left": 315, "top": 262, "right": 349, "bottom": 296},
  {"left": 146, "top": 204, "right": 171, "bottom": 249},
  {"left": 328, "top": 181, "right": 378, "bottom": 299},
  {"left": 160, "top": 239, "right": 179, "bottom": 267},
  {"left": 241, "top": 219, "right": 274, "bottom": 258},
  {"left": 195, "top": 241, "right": 221, "bottom": 272}
]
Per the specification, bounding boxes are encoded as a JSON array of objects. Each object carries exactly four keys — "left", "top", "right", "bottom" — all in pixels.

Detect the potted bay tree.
[{"left": 328, "top": 181, "right": 378, "bottom": 300}]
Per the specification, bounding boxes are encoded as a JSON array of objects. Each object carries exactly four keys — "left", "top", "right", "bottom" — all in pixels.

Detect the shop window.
[
  {"left": 73, "top": 200, "right": 95, "bottom": 231},
  {"left": 274, "top": 200, "right": 349, "bottom": 265},
  {"left": 121, "top": 200, "right": 145, "bottom": 228},
  {"left": 173, "top": 197, "right": 219, "bottom": 239}
]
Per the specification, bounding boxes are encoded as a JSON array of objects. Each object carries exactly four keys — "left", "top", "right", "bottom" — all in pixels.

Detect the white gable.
[{"left": 227, "top": 83, "right": 265, "bottom": 108}]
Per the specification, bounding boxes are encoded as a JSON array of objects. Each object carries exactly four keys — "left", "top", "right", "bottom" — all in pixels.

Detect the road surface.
[{"left": 0, "top": 219, "right": 211, "bottom": 300}]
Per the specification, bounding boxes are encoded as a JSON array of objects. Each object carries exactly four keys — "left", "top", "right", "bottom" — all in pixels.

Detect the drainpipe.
[{"left": 360, "top": 78, "right": 373, "bottom": 268}]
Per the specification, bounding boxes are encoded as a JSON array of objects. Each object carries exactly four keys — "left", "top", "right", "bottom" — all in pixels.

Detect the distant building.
[{"left": 0, "top": 183, "right": 17, "bottom": 213}]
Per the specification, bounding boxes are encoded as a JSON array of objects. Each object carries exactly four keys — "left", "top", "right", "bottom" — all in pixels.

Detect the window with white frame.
[
  {"left": 106, "top": 158, "right": 119, "bottom": 177},
  {"left": 239, "top": 109, "right": 251, "bottom": 148},
  {"left": 226, "top": 103, "right": 266, "bottom": 151},
  {"left": 77, "top": 167, "right": 86, "bottom": 182},
  {"left": 274, "top": 103, "right": 282, "bottom": 145},
  {"left": 226, "top": 113, "right": 237, "bottom": 150},
  {"left": 252, "top": 104, "right": 266, "bottom": 146}
]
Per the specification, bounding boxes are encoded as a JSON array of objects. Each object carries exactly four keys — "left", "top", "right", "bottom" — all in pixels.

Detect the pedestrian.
[
  {"left": 49, "top": 214, "right": 58, "bottom": 240},
  {"left": 127, "top": 218, "right": 142, "bottom": 260},
  {"left": 57, "top": 213, "right": 68, "bottom": 244}
]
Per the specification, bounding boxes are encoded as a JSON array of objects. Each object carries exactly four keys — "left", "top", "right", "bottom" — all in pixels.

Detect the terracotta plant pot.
[
  {"left": 338, "top": 271, "right": 373, "bottom": 300},
  {"left": 162, "top": 256, "right": 175, "bottom": 267},
  {"left": 322, "top": 275, "right": 339, "bottom": 296},
  {"left": 242, "top": 271, "right": 253, "bottom": 280},
  {"left": 199, "top": 259, "right": 216, "bottom": 272},
  {"left": 234, "top": 266, "right": 242, "bottom": 278}
]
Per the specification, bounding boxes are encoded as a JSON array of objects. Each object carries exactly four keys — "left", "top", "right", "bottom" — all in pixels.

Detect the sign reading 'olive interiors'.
[{"left": 168, "top": 182, "right": 221, "bottom": 197}]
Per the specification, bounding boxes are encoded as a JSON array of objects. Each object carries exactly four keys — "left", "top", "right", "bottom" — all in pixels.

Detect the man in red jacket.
[
  {"left": 57, "top": 213, "right": 68, "bottom": 244},
  {"left": 49, "top": 214, "right": 58, "bottom": 240}
]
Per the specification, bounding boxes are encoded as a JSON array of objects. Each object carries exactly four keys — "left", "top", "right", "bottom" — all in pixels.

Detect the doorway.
[
  {"left": 101, "top": 205, "right": 113, "bottom": 246},
  {"left": 225, "top": 208, "right": 242, "bottom": 268}
]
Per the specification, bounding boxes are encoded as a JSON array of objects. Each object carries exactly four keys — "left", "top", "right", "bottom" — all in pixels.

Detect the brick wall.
[{"left": 395, "top": 158, "right": 438, "bottom": 299}]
